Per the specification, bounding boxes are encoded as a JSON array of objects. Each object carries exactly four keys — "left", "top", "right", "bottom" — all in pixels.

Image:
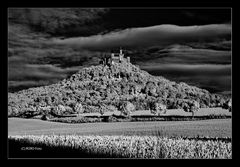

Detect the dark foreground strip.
[
  {"left": 8, "top": 139, "right": 119, "bottom": 158},
  {"left": 8, "top": 136, "right": 231, "bottom": 158}
]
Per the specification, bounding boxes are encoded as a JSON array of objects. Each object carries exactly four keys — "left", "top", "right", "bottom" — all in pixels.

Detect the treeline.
[{"left": 8, "top": 62, "right": 231, "bottom": 119}]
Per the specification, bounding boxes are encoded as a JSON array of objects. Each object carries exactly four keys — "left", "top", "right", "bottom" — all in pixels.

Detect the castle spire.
[{"left": 120, "top": 47, "right": 123, "bottom": 55}]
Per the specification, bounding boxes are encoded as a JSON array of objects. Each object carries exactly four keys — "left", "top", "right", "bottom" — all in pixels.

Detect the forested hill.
[{"left": 8, "top": 61, "right": 229, "bottom": 118}]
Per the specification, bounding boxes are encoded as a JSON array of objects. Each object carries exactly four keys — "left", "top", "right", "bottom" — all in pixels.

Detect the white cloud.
[{"left": 54, "top": 24, "right": 231, "bottom": 51}]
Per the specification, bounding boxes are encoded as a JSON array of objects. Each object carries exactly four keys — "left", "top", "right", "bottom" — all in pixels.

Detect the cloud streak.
[
  {"left": 54, "top": 24, "right": 231, "bottom": 51},
  {"left": 8, "top": 63, "right": 80, "bottom": 92},
  {"left": 141, "top": 64, "right": 231, "bottom": 93}
]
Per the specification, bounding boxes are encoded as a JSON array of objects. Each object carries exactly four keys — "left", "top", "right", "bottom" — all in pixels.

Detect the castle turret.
[
  {"left": 120, "top": 49, "right": 123, "bottom": 55},
  {"left": 127, "top": 57, "right": 130, "bottom": 63},
  {"left": 119, "top": 49, "right": 124, "bottom": 61}
]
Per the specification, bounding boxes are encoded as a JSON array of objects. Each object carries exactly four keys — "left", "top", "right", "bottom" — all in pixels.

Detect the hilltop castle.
[{"left": 100, "top": 49, "right": 130, "bottom": 66}]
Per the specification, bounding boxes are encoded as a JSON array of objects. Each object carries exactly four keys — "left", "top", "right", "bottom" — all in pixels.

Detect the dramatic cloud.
[
  {"left": 54, "top": 24, "right": 231, "bottom": 51},
  {"left": 8, "top": 22, "right": 232, "bottom": 93},
  {"left": 141, "top": 64, "right": 231, "bottom": 93},
  {"left": 133, "top": 44, "right": 231, "bottom": 65},
  {"left": 8, "top": 62, "right": 81, "bottom": 92}
]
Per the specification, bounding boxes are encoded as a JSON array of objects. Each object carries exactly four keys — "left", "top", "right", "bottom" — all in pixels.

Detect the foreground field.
[
  {"left": 8, "top": 118, "right": 231, "bottom": 138},
  {"left": 8, "top": 135, "right": 231, "bottom": 159}
]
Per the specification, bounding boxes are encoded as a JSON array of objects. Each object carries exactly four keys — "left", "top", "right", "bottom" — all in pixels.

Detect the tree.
[
  {"left": 119, "top": 101, "right": 135, "bottom": 117},
  {"left": 55, "top": 104, "right": 66, "bottom": 115},
  {"left": 74, "top": 103, "right": 84, "bottom": 114},
  {"left": 41, "top": 114, "right": 49, "bottom": 120},
  {"left": 228, "top": 99, "right": 232, "bottom": 112},
  {"left": 99, "top": 104, "right": 106, "bottom": 115},
  {"left": 182, "top": 100, "right": 200, "bottom": 116},
  {"left": 190, "top": 100, "right": 200, "bottom": 116},
  {"left": 182, "top": 102, "right": 190, "bottom": 112},
  {"left": 37, "top": 106, "right": 51, "bottom": 116},
  {"left": 151, "top": 103, "right": 167, "bottom": 116},
  {"left": 222, "top": 99, "right": 232, "bottom": 112}
]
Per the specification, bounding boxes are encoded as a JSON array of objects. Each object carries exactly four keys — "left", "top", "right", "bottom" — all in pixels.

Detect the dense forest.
[{"left": 8, "top": 61, "right": 230, "bottom": 118}]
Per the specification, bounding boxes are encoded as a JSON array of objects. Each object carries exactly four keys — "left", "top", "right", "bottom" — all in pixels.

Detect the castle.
[{"left": 100, "top": 49, "right": 130, "bottom": 66}]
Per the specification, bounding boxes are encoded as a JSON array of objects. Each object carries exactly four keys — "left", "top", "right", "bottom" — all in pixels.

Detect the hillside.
[{"left": 8, "top": 60, "right": 229, "bottom": 118}]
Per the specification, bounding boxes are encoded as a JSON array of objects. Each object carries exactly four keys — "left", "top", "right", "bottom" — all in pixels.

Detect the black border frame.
[{"left": 2, "top": 0, "right": 239, "bottom": 163}]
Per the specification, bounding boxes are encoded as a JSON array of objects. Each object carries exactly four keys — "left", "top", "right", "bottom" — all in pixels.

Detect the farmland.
[
  {"left": 8, "top": 108, "right": 232, "bottom": 158},
  {"left": 8, "top": 135, "right": 231, "bottom": 158},
  {"left": 8, "top": 117, "right": 231, "bottom": 138}
]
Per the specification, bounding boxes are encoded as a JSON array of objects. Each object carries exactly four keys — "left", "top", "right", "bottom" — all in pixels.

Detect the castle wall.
[{"left": 100, "top": 50, "right": 130, "bottom": 66}]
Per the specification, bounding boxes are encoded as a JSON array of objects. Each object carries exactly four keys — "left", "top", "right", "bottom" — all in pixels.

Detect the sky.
[{"left": 8, "top": 8, "right": 232, "bottom": 94}]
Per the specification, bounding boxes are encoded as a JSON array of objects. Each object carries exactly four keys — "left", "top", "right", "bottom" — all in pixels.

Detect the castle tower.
[
  {"left": 120, "top": 49, "right": 123, "bottom": 55},
  {"left": 127, "top": 56, "right": 130, "bottom": 63},
  {"left": 119, "top": 49, "right": 124, "bottom": 61}
]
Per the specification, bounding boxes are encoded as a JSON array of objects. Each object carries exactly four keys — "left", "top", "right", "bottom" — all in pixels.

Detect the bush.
[
  {"left": 182, "top": 100, "right": 200, "bottom": 116},
  {"left": 74, "top": 103, "right": 84, "bottom": 114},
  {"left": 103, "top": 115, "right": 118, "bottom": 122},
  {"left": 151, "top": 103, "right": 167, "bottom": 115},
  {"left": 99, "top": 105, "right": 106, "bottom": 115},
  {"left": 50, "top": 105, "right": 65, "bottom": 116},
  {"left": 119, "top": 101, "right": 135, "bottom": 117},
  {"left": 8, "top": 106, "right": 19, "bottom": 117},
  {"left": 41, "top": 115, "right": 49, "bottom": 120},
  {"left": 84, "top": 105, "right": 99, "bottom": 113},
  {"left": 50, "top": 116, "right": 102, "bottom": 123}
]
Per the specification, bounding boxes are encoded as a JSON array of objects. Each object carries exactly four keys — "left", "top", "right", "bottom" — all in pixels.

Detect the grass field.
[
  {"left": 8, "top": 118, "right": 232, "bottom": 138},
  {"left": 8, "top": 108, "right": 232, "bottom": 159},
  {"left": 8, "top": 135, "right": 231, "bottom": 159}
]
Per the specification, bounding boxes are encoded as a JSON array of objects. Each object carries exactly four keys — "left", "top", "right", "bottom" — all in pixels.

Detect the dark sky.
[
  {"left": 8, "top": 8, "right": 232, "bottom": 94},
  {"left": 103, "top": 9, "right": 231, "bottom": 27}
]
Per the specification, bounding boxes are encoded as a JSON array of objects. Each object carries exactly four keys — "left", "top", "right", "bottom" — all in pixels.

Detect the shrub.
[
  {"left": 103, "top": 115, "right": 118, "bottom": 122},
  {"left": 74, "top": 103, "right": 84, "bottom": 114},
  {"left": 84, "top": 105, "right": 99, "bottom": 113},
  {"left": 8, "top": 106, "right": 19, "bottom": 117},
  {"left": 151, "top": 103, "right": 167, "bottom": 115},
  {"left": 99, "top": 105, "right": 106, "bottom": 115},
  {"left": 41, "top": 115, "right": 49, "bottom": 120},
  {"left": 182, "top": 100, "right": 200, "bottom": 116},
  {"left": 37, "top": 106, "right": 51, "bottom": 115},
  {"left": 119, "top": 101, "right": 135, "bottom": 117},
  {"left": 50, "top": 105, "right": 65, "bottom": 116}
]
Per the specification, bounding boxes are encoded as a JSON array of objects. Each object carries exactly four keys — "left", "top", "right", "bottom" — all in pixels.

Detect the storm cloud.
[
  {"left": 142, "top": 64, "right": 231, "bottom": 93},
  {"left": 54, "top": 24, "right": 231, "bottom": 51},
  {"left": 8, "top": 23, "right": 231, "bottom": 93}
]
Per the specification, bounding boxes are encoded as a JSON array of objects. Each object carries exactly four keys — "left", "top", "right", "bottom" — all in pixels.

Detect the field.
[
  {"left": 8, "top": 108, "right": 232, "bottom": 158},
  {"left": 9, "top": 135, "right": 231, "bottom": 159},
  {"left": 8, "top": 118, "right": 231, "bottom": 138}
]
